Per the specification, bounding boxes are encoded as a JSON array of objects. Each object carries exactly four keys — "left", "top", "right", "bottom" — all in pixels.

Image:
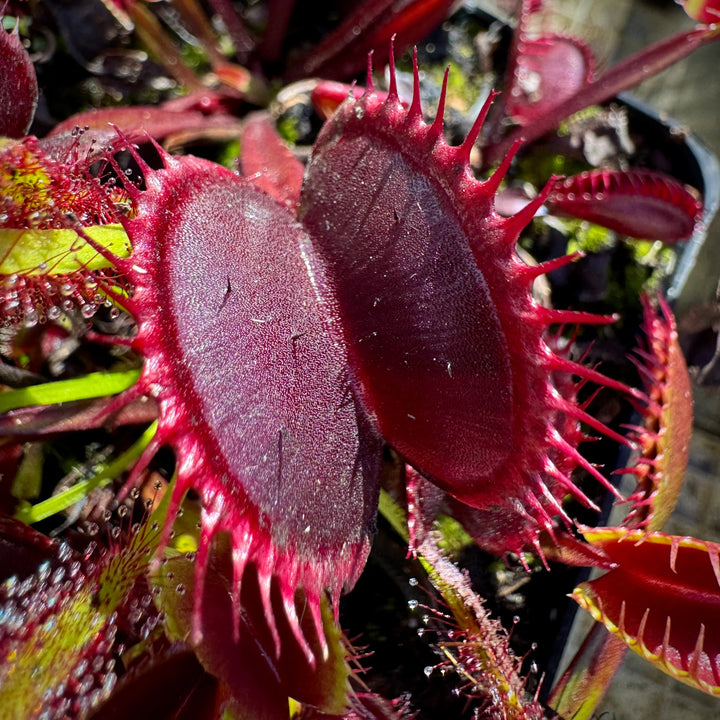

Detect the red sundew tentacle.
[
  {"left": 101, "top": 146, "right": 143, "bottom": 206},
  {"left": 116, "top": 434, "right": 163, "bottom": 503}
]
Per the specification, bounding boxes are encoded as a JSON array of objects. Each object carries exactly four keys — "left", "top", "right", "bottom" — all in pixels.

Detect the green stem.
[{"left": 15, "top": 421, "right": 157, "bottom": 524}]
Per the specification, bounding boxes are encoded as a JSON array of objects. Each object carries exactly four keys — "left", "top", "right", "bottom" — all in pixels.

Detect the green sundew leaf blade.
[
  {"left": 0, "top": 224, "right": 130, "bottom": 275},
  {"left": 0, "top": 369, "right": 141, "bottom": 413}
]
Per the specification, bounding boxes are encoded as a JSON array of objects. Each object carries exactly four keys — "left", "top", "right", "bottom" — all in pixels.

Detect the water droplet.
[
  {"left": 47, "top": 306, "right": 61, "bottom": 320},
  {"left": 408, "top": 577, "right": 418, "bottom": 587},
  {"left": 102, "top": 671, "right": 117, "bottom": 695},
  {"left": 423, "top": 666, "right": 434, "bottom": 677},
  {"left": 23, "top": 309, "right": 38, "bottom": 328},
  {"left": 58, "top": 542, "right": 72, "bottom": 563},
  {"left": 407, "top": 599, "right": 418, "bottom": 610},
  {"left": 417, "top": 628, "right": 425, "bottom": 637},
  {"left": 37, "top": 561, "right": 51, "bottom": 582},
  {"left": 81, "top": 303, "right": 96, "bottom": 318},
  {"left": 108, "top": 307, "right": 120, "bottom": 320},
  {"left": 117, "top": 505, "right": 128, "bottom": 518}
]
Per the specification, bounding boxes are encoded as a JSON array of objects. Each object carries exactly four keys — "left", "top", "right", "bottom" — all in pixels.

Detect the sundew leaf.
[
  {"left": 573, "top": 528, "right": 720, "bottom": 696},
  {"left": 0, "top": 137, "right": 131, "bottom": 324},
  {"left": 0, "top": 225, "right": 130, "bottom": 275},
  {"left": 379, "top": 490, "right": 545, "bottom": 720},
  {"left": 0, "top": 501, "right": 165, "bottom": 719},
  {"left": 0, "top": 369, "right": 141, "bottom": 413}
]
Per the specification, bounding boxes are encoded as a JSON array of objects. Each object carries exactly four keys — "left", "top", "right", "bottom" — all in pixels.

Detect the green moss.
[
  {"left": 217, "top": 139, "right": 241, "bottom": 169},
  {"left": 276, "top": 115, "right": 300, "bottom": 145}
]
